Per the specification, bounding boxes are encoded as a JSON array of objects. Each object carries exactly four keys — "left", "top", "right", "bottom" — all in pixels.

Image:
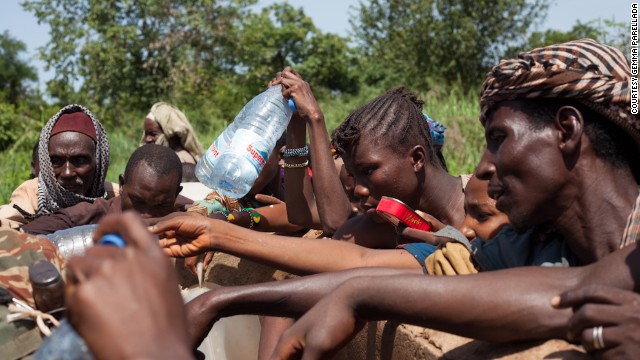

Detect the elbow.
[
  {"left": 286, "top": 209, "right": 322, "bottom": 230},
  {"left": 320, "top": 213, "right": 352, "bottom": 235},
  {"left": 321, "top": 220, "right": 343, "bottom": 236}
]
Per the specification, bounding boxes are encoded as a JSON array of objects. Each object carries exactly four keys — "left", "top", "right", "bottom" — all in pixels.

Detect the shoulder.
[
  {"left": 175, "top": 149, "right": 196, "bottom": 164},
  {"left": 104, "top": 181, "right": 120, "bottom": 198},
  {"left": 11, "top": 178, "right": 39, "bottom": 209},
  {"left": 333, "top": 215, "right": 398, "bottom": 248}
]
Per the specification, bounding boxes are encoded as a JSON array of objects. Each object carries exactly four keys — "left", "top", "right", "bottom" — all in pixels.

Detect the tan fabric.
[
  {"left": 620, "top": 192, "right": 640, "bottom": 248},
  {"left": 175, "top": 148, "right": 197, "bottom": 164},
  {"left": 140, "top": 102, "right": 205, "bottom": 162},
  {"left": 0, "top": 179, "right": 120, "bottom": 230},
  {"left": 425, "top": 242, "right": 479, "bottom": 276}
]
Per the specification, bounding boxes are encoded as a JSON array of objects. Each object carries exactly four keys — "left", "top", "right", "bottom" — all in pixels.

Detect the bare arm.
[
  {"left": 272, "top": 244, "right": 640, "bottom": 359},
  {"left": 282, "top": 113, "right": 322, "bottom": 229},
  {"left": 152, "top": 216, "right": 421, "bottom": 275},
  {"left": 185, "top": 267, "right": 419, "bottom": 349},
  {"left": 219, "top": 203, "right": 305, "bottom": 233},
  {"left": 280, "top": 68, "right": 353, "bottom": 234}
]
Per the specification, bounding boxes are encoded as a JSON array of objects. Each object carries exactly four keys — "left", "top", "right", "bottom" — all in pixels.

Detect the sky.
[{"left": 0, "top": 0, "right": 632, "bottom": 89}]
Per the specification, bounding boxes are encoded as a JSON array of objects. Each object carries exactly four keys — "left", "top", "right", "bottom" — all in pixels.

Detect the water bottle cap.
[
  {"left": 98, "top": 234, "right": 126, "bottom": 248},
  {"left": 288, "top": 98, "right": 297, "bottom": 112}
]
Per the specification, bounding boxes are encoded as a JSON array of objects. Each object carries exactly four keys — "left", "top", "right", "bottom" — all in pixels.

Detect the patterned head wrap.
[
  {"left": 139, "top": 102, "right": 205, "bottom": 161},
  {"left": 480, "top": 38, "right": 639, "bottom": 147},
  {"left": 36, "top": 104, "right": 110, "bottom": 215}
]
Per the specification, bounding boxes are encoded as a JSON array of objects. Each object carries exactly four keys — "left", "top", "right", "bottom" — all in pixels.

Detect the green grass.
[{"left": 0, "top": 87, "right": 486, "bottom": 203}]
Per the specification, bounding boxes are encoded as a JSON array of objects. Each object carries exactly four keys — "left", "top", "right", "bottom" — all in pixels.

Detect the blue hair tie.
[{"left": 423, "top": 113, "right": 446, "bottom": 148}]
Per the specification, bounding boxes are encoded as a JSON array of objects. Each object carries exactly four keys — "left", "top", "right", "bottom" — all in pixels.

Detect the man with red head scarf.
[{"left": 0, "top": 104, "right": 118, "bottom": 229}]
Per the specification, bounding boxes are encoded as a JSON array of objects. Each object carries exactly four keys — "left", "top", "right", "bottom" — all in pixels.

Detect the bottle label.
[
  {"left": 204, "top": 137, "right": 224, "bottom": 163},
  {"left": 231, "top": 129, "right": 270, "bottom": 173}
]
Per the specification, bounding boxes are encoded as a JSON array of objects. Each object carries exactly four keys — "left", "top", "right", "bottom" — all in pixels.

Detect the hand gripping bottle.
[
  {"left": 34, "top": 234, "right": 126, "bottom": 360},
  {"left": 202, "top": 85, "right": 294, "bottom": 197}
]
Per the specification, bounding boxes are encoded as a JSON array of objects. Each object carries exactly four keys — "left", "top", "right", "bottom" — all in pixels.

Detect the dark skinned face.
[
  {"left": 458, "top": 176, "right": 509, "bottom": 241},
  {"left": 342, "top": 140, "right": 422, "bottom": 220},
  {"left": 48, "top": 132, "right": 97, "bottom": 196},
  {"left": 119, "top": 162, "right": 181, "bottom": 218},
  {"left": 476, "top": 101, "right": 568, "bottom": 232},
  {"left": 143, "top": 118, "right": 162, "bottom": 144}
]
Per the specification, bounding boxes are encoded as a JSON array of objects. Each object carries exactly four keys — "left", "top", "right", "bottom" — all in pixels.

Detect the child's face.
[
  {"left": 343, "top": 141, "right": 421, "bottom": 219},
  {"left": 459, "top": 176, "right": 509, "bottom": 240}
]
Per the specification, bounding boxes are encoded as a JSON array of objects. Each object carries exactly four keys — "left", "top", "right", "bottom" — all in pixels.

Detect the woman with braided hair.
[{"left": 0, "top": 104, "right": 118, "bottom": 228}]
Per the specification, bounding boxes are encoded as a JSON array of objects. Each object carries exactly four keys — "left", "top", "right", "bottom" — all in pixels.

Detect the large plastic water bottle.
[
  {"left": 34, "top": 234, "right": 126, "bottom": 360},
  {"left": 44, "top": 224, "right": 98, "bottom": 260},
  {"left": 195, "top": 105, "right": 248, "bottom": 186},
  {"left": 200, "top": 85, "right": 294, "bottom": 197}
]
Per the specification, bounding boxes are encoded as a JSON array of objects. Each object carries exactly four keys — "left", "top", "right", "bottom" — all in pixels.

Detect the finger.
[
  {"left": 271, "top": 335, "right": 303, "bottom": 360},
  {"left": 555, "top": 285, "right": 634, "bottom": 309},
  {"left": 578, "top": 325, "right": 613, "bottom": 353},
  {"left": 566, "top": 303, "right": 625, "bottom": 340},
  {"left": 65, "top": 247, "right": 124, "bottom": 286},
  {"left": 149, "top": 217, "right": 183, "bottom": 237},
  {"left": 143, "top": 212, "right": 185, "bottom": 227},
  {"left": 254, "top": 194, "right": 284, "bottom": 205},
  {"left": 203, "top": 251, "right": 215, "bottom": 270},
  {"left": 158, "top": 237, "right": 180, "bottom": 249},
  {"left": 93, "top": 212, "right": 158, "bottom": 252},
  {"left": 399, "top": 226, "right": 438, "bottom": 244}
]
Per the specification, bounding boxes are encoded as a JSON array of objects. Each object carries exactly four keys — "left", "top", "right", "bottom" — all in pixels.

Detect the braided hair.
[{"left": 331, "top": 87, "right": 446, "bottom": 170}]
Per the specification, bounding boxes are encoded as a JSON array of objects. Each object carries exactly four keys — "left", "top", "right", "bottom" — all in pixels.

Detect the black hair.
[
  {"left": 331, "top": 87, "right": 446, "bottom": 170},
  {"left": 511, "top": 99, "right": 638, "bottom": 180},
  {"left": 124, "top": 144, "right": 183, "bottom": 183}
]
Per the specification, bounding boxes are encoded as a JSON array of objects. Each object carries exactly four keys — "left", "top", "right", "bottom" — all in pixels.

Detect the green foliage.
[
  {"left": 0, "top": 31, "right": 38, "bottom": 105},
  {"left": 506, "top": 18, "right": 631, "bottom": 58},
  {"left": 0, "top": 0, "right": 631, "bottom": 205},
  {"left": 352, "top": 0, "right": 549, "bottom": 92},
  {"left": 23, "top": 0, "right": 254, "bottom": 121}
]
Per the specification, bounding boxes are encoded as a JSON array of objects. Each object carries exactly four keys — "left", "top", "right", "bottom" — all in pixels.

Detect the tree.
[
  {"left": 0, "top": 31, "right": 38, "bottom": 105},
  {"left": 23, "top": 0, "right": 254, "bottom": 121},
  {"left": 232, "top": 3, "right": 358, "bottom": 95},
  {"left": 506, "top": 19, "right": 630, "bottom": 59},
  {"left": 351, "top": 0, "right": 549, "bottom": 92}
]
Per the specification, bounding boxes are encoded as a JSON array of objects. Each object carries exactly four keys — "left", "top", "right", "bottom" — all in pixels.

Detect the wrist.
[
  {"left": 335, "top": 278, "right": 367, "bottom": 318},
  {"left": 306, "top": 112, "right": 326, "bottom": 126}
]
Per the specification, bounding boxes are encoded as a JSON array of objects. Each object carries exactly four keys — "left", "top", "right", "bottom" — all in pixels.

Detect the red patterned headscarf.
[{"left": 480, "top": 38, "right": 639, "bottom": 147}]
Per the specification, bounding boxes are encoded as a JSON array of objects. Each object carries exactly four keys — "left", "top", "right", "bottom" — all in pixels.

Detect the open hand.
[
  {"left": 151, "top": 215, "right": 219, "bottom": 258},
  {"left": 553, "top": 284, "right": 640, "bottom": 358},
  {"left": 270, "top": 284, "right": 365, "bottom": 359}
]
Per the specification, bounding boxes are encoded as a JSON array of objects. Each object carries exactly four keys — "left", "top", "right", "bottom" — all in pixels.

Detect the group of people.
[{"left": 0, "top": 37, "right": 638, "bottom": 359}]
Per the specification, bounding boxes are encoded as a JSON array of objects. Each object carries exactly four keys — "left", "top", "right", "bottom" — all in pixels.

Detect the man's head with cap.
[
  {"left": 475, "top": 39, "right": 639, "bottom": 241},
  {"left": 37, "top": 104, "right": 110, "bottom": 215}
]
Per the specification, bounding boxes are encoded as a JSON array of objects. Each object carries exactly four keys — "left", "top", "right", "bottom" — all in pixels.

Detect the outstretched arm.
[
  {"left": 272, "top": 244, "right": 640, "bottom": 359},
  {"left": 152, "top": 215, "right": 421, "bottom": 275},
  {"left": 185, "top": 267, "right": 418, "bottom": 349}
]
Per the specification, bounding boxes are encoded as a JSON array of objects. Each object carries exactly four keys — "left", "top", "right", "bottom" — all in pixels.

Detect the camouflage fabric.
[{"left": 0, "top": 229, "right": 65, "bottom": 359}]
